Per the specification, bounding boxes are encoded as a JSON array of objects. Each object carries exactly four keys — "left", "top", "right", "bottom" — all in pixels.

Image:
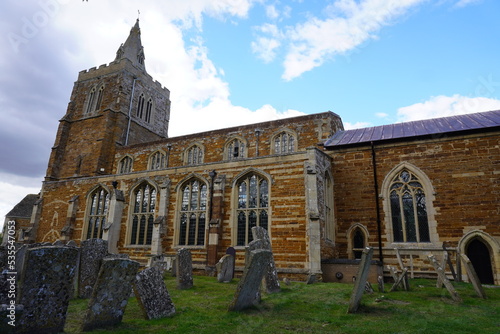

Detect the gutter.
[{"left": 371, "top": 141, "right": 384, "bottom": 265}]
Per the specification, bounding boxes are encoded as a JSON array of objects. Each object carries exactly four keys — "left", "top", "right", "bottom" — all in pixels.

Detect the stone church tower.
[{"left": 45, "top": 20, "right": 170, "bottom": 181}]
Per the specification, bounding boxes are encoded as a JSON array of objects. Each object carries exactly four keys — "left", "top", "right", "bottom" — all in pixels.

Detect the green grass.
[{"left": 65, "top": 276, "right": 500, "bottom": 333}]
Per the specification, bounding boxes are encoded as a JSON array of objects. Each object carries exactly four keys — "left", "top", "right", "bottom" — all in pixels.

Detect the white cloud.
[
  {"left": 282, "top": 0, "right": 426, "bottom": 80},
  {"left": 397, "top": 95, "right": 500, "bottom": 122},
  {"left": 376, "top": 112, "right": 389, "bottom": 118},
  {"left": 344, "top": 121, "right": 371, "bottom": 130},
  {"left": 454, "top": 0, "right": 482, "bottom": 8}
]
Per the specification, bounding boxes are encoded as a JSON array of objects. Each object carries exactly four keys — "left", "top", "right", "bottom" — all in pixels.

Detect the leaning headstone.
[
  {"left": 79, "top": 238, "right": 109, "bottom": 298},
  {"left": 176, "top": 248, "right": 193, "bottom": 289},
  {"left": 428, "top": 255, "right": 461, "bottom": 302},
  {"left": 390, "top": 268, "right": 409, "bottom": 292},
  {"left": 53, "top": 240, "right": 64, "bottom": 246},
  {"left": 377, "top": 275, "right": 385, "bottom": 293},
  {"left": 134, "top": 267, "right": 176, "bottom": 319},
  {"left": 228, "top": 249, "right": 272, "bottom": 311},
  {"left": 81, "top": 258, "right": 139, "bottom": 331},
  {"left": 252, "top": 226, "right": 281, "bottom": 293},
  {"left": 17, "top": 246, "right": 79, "bottom": 333},
  {"left": 216, "top": 254, "right": 234, "bottom": 283},
  {"left": 460, "top": 254, "right": 487, "bottom": 299},
  {"left": 347, "top": 247, "right": 374, "bottom": 313}
]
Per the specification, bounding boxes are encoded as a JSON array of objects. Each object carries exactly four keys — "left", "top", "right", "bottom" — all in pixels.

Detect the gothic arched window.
[
  {"left": 130, "top": 182, "right": 156, "bottom": 245},
  {"left": 178, "top": 179, "right": 208, "bottom": 246},
  {"left": 145, "top": 98, "right": 153, "bottom": 123},
  {"left": 85, "top": 88, "right": 96, "bottom": 114},
  {"left": 85, "top": 187, "right": 110, "bottom": 239},
  {"left": 186, "top": 145, "right": 203, "bottom": 165},
  {"left": 273, "top": 131, "right": 296, "bottom": 154},
  {"left": 389, "top": 169, "right": 430, "bottom": 243},
  {"left": 236, "top": 173, "right": 269, "bottom": 246},
  {"left": 149, "top": 151, "right": 166, "bottom": 170},
  {"left": 137, "top": 93, "right": 145, "bottom": 119},
  {"left": 119, "top": 156, "right": 133, "bottom": 174},
  {"left": 227, "top": 138, "right": 246, "bottom": 160},
  {"left": 94, "top": 86, "right": 104, "bottom": 112}
]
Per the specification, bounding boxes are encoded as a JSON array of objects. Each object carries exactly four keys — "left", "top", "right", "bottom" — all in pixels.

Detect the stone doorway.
[{"left": 466, "top": 238, "right": 494, "bottom": 284}]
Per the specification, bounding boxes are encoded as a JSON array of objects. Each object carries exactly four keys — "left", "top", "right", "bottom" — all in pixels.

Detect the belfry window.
[
  {"left": 274, "top": 131, "right": 295, "bottom": 154},
  {"left": 389, "top": 169, "right": 430, "bottom": 243},
  {"left": 236, "top": 174, "right": 269, "bottom": 246},
  {"left": 85, "top": 187, "right": 109, "bottom": 239},
  {"left": 178, "top": 179, "right": 207, "bottom": 246},
  {"left": 227, "top": 138, "right": 245, "bottom": 160},
  {"left": 95, "top": 86, "right": 104, "bottom": 111},
  {"left": 85, "top": 88, "right": 96, "bottom": 114},
  {"left": 130, "top": 183, "right": 156, "bottom": 245},
  {"left": 137, "top": 94, "right": 145, "bottom": 119},
  {"left": 119, "top": 156, "right": 133, "bottom": 174},
  {"left": 145, "top": 98, "right": 153, "bottom": 123}
]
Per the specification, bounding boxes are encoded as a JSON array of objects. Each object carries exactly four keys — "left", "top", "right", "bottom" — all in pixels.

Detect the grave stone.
[
  {"left": 377, "top": 275, "right": 385, "bottom": 293},
  {"left": 79, "top": 238, "right": 109, "bottom": 298},
  {"left": 252, "top": 226, "right": 281, "bottom": 293},
  {"left": 228, "top": 249, "right": 272, "bottom": 311},
  {"left": 81, "top": 258, "right": 140, "bottom": 331},
  {"left": 460, "top": 254, "right": 486, "bottom": 299},
  {"left": 66, "top": 240, "right": 78, "bottom": 247},
  {"left": 347, "top": 247, "right": 374, "bottom": 314},
  {"left": 216, "top": 254, "right": 234, "bottom": 283},
  {"left": 53, "top": 240, "right": 64, "bottom": 246},
  {"left": 14, "top": 245, "right": 27, "bottom": 277},
  {"left": 428, "top": 255, "right": 461, "bottom": 302},
  {"left": 226, "top": 247, "right": 236, "bottom": 278},
  {"left": 390, "top": 268, "right": 409, "bottom": 292},
  {"left": 17, "top": 246, "right": 79, "bottom": 334},
  {"left": 176, "top": 248, "right": 193, "bottom": 289},
  {"left": 134, "top": 267, "right": 176, "bottom": 319}
]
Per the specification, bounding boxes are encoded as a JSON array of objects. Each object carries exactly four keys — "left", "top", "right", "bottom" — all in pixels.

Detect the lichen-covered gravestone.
[
  {"left": 134, "top": 267, "right": 176, "bottom": 319},
  {"left": 216, "top": 254, "right": 234, "bottom": 283},
  {"left": 228, "top": 249, "right": 272, "bottom": 311},
  {"left": 176, "top": 248, "right": 193, "bottom": 289},
  {"left": 347, "top": 247, "right": 374, "bottom": 314},
  {"left": 17, "top": 246, "right": 79, "bottom": 333},
  {"left": 251, "top": 226, "right": 281, "bottom": 293},
  {"left": 79, "top": 238, "right": 109, "bottom": 298},
  {"left": 81, "top": 258, "right": 139, "bottom": 332}
]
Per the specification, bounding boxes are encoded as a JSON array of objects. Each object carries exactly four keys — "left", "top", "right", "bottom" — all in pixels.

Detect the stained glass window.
[
  {"left": 389, "top": 169, "right": 430, "bottom": 242},
  {"left": 178, "top": 179, "right": 207, "bottom": 246},
  {"left": 86, "top": 187, "right": 110, "bottom": 239},
  {"left": 130, "top": 183, "right": 156, "bottom": 245},
  {"left": 236, "top": 174, "right": 269, "bottom": 246}
]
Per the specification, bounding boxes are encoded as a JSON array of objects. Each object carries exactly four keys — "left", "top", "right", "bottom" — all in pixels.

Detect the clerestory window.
[
  {"left": 273, "top": 131, "right": 295, "bottom": 154},
  {"left": 149, "top": 151, "right": 166, "bottom": 170},
  {"left": 186, "top": 145, "right": 203, "bottom": 165},
  {"left": 119, "top": 156, "right": 133, "bottom": 174},
  {"left": 227, "top": 138, "right": 246, "bottom": 160}
]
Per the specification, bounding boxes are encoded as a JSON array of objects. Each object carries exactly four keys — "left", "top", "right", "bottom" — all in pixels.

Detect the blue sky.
[{"left": 1, "top": 0, "right": 499, "bottom": 227}]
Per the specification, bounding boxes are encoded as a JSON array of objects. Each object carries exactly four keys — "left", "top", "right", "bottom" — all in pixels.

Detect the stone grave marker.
[
  {"left": 347, "top": 247, "right": 374, "bottom": 314},
  {"left": 251, "top": 226, "right": 281, "bottom": 293},
  {"left": 460, "top": 254, "right": 486, "bottom": 299},
  {"left": 226, "top": 247, "right": 236, "bottom": 278},
  {"left": 428, "top": 255, "right": 461, "bottom": 303},
  {"left": 228, "top": 249, "right": 272, "bottom": 311},
  {"left": 390, "top": 268, "right": 409, "bottom": 292},
  {"left": 216, "top": 254, "right": 234, "bottom": 283},
  {"left": 79, "top": 238, "right": 109, "bottom": 298},
  {"left": 377, "top": 275, "right": 385, "bottom": 293},
  {"left": 176, "top": 248, "right": 193, "bottom": 289},
  {"left": 81, "top": 258, "right": 140, "bottom": 331},
  {"left": 17, "top": 246, "right": 79, "bottom": 334},
  {"left": 134, "top": 267, "right": 176, "bottom": 319}
]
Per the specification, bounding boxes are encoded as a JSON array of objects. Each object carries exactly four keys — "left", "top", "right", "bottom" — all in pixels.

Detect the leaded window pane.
[
  {"left": 275, "top": 132, "right": 296, "bottom": 154},
  {"left": 130, "top": 183, "right": 157, "bottom": 245},
  {"left": 86, "top": 187, "right": 109, "bottom": 240},
  {"left": 388, "top": 169, "right": 430, "bottom": 243},
  {"left": 178, "top": 179, "right": 207, "bottom": 246},
  {"left": 236, "top": 173, "right": 269, "bottom": 246}
]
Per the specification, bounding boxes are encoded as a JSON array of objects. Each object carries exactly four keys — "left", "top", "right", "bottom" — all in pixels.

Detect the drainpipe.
[
  {"left": 125, "top": 77, "right": 137, "bottom": 145},
  {"left": 371, "top": 141, "right": 384, "bottom": 265}
]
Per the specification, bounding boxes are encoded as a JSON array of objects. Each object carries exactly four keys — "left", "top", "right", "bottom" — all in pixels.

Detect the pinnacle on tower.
[{"left": 115, "top": 19, "right": 146, "bottom": 71}]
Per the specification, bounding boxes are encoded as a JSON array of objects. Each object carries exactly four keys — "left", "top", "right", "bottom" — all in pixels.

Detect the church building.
[{"left": 5, "top": 21, "right": 500, "bottom": 284}]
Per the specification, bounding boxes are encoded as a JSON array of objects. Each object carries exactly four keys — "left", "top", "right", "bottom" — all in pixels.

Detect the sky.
[{"left": 1, "top": 0, "right": 500, "bottom": 229}]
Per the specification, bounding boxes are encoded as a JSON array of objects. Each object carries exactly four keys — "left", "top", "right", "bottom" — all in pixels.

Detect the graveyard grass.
[{"left": 65, "top": 276, "right": 500, "bottom": 334}]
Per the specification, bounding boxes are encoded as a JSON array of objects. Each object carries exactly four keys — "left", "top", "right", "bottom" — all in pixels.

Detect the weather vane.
[{"left": 138, "top": 10, "right": 140, "bottom": 20}]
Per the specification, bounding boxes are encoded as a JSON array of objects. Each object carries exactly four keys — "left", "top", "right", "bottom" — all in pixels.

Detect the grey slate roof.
[
  {"left": 324, "top": 110, "right": 500, "bottom": 148},
  {"left": 6, "top": 194, "right": 38, "bottom": 218}
]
